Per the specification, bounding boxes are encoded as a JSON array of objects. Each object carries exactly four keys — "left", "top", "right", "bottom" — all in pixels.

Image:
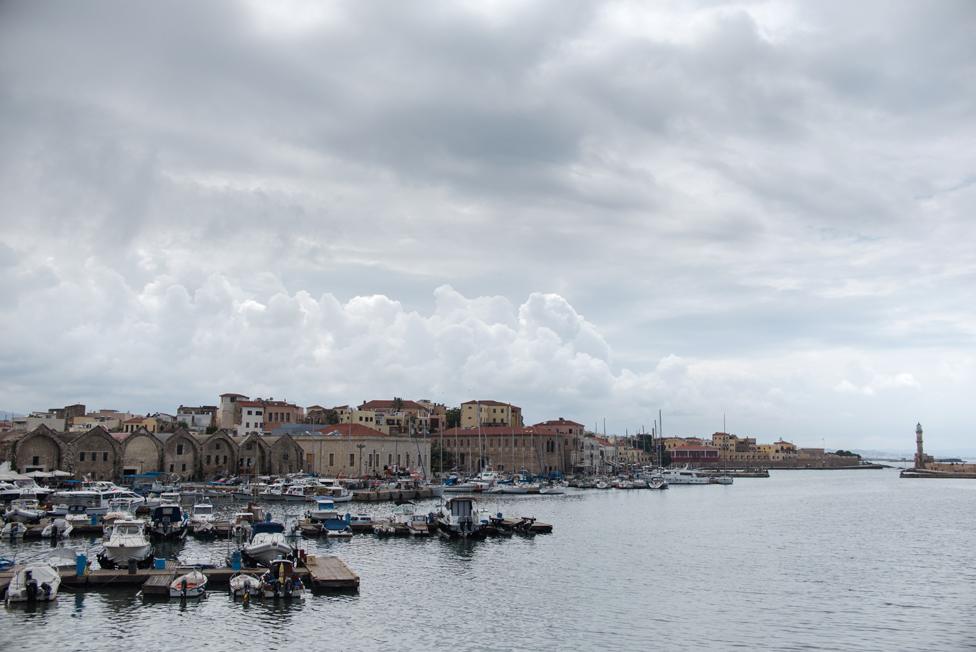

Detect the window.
[
  {"left": 79, "top": 452, "right": 86, "bottom": 461},
  {"left": 181, "top": 463, "right": 186, "bottom": 472},
  {"left": 177, "top": 444, "right": 184, "bottom": 455},
  {"left": 32, "top": 456, "right": 39, "bottom": 465},
  {"left": 349, "top": 453, "right": 355, "bottom": 467},
  {"left": 206, "top": 455, "right": 211, "bottom": 465},
  {"left": 223, "top": 455, "right": 228, "bottom": 464},
  {"left": 329, "top": 453, "right": 334, "bottom": 466},
  {"left": 216, "top": 442, "right": 222, "bottom": 451},
  {"left": 103, "top": 452, "right": 108, "bottom": 462},
  {"left": 388, "top": 454, "right": 392, "bottom": 465},
  {"left": 169, "top": 464, "right": 174, "bottom": 472}
]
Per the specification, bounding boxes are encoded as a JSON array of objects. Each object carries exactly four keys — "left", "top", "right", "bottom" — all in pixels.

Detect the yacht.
[
  {"left": 49, "top": 490, "right": 112, "bottom": 517},
  {"left": 662, "top": 466, "right": 711, "bottom": 485},
  {"left": 98, "top": 519, "right": 154, "bottom": 568},
  {"left": 5, "top": 563, "right": 61, "bottom": 604},
  {"left": 1, "top": 478, "right": 52, "bottom": 503},
  {"left": 435, "top": 496, "right": 487, "bottom": 540},
  {"left": 240, "top": 522, "right": 294, "bottom": 567}
]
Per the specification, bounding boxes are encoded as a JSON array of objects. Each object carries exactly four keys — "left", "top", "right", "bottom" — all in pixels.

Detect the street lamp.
[{"left": 356, "top": 443, "right": 366, "bottom": 477}]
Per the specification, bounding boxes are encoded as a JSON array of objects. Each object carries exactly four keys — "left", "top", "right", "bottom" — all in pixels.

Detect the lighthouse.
[{"left": 914, "top": 422, "right": 925, "bottom": 470}]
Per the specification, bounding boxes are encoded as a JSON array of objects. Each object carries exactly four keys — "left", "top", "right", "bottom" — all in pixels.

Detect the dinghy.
[
  {"left": 229, "top": 573, "right": 263, "bottom": 599},
  {"left": 41, "top": 518, "right": 73, "bottom": 539},
  {"left": 6, "top": 563, "right": 61, "bottom": 604},
  {"left": 169, "top": 569, "right": 207, "bottom": 598}
]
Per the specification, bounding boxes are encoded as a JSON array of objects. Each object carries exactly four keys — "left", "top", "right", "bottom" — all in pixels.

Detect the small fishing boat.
[
  {"left": 435, "top": 496, "right": 487, "bottom": 540},
  {"left": 148, "top": 504, "right": 188, "bottom": 541},
  {"left": 1, "top": 521, "right": 28, "bottom": 539},
  {"left": 41, "top": 518, "right": 73, "bottom": 539},
  {"left": 169, "top": 569, "right": 207, "bottom": 598},
  {"left": 260, "top": 558, "right": 305, "bottom": 600},
  {"left": 241, "top": 522, "right": 294, "bottom": 567},
  {"left": 348, "top": 513, "right": 373, "bottom": 528},
  {"left": 396, "top": 505, "right": 431, "bottom": 536},
  {"left": 98, "top": 519, "right": 153, "bottom": 568},
  {"left": 709, "top": 475, "right": 734, "bottom": 485},
  {"left": 5, "top": 563, "right": 61, "bottom": 604},
  {"left": 307, "top": 498, "right": 353, "bottom": 537},
  {"left": 229, "top": 573, "right": 263, "bottom": 599},
  {"left": 594, "top": 480, "right": 610, "bottom": 490},
  {"left": 647, "top": 477, "right": 669, "bottom": 490},
  {"left": 230, "top": 512, "right": 255, "bottom": 541}
]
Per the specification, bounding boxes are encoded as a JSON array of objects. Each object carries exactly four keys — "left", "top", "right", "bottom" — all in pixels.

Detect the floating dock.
[{"left": 0, "top": 554, "right": 358, "bottom": 598}]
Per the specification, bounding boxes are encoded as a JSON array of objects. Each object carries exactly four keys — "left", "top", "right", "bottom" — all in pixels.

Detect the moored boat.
[
  {"left": 5, "top": 498, "right": 45, "bottom": 523},
  {"left": 5, "top": 563, "right": 61, "bottom": 604},
  {"left": 260, "top": 558, "right": 305, "bottom": 600},
  {"left": 41, "top": 518, "right": 73, "bottom": 539},
  {"left": 148, "top": 504, "right": 188, "bottom": 541},
  {"left": 189, "top": 499, "right": 216, "bottom": 537},
  {"left": 662, "top": 466, "right": 710, "bottom": 485},
  {"left": 2, "top": 521, "right": 28, "bottom": 539},
  {"left": 169, "top": 569, "right": 207, "bottom": 598},
  {"left": 240, "top": 522, "right": 294, "bottom": 567},
  {"left": 229, "top": 573, "right": 263, "bottom": 599},
  {"left": 98, "top": 519, "right": 153, "bottom": 569},
  {"left": 435, "top": 496, "right": 487, "bottom": 540}
]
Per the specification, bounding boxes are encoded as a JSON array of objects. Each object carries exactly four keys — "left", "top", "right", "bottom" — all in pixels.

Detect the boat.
[
  {"left": 471, "top": 469, "right": 499, "bottom": 492},
  {"left": 395, "top": 505, "right": 431, "bottom": 536},
  {"left": 647, "top": 477, "right": 669, "bottom": 490},
  {"left": 539, "top": 484, "right": 565, "bottom": 495},
  {"left": 41, "top": 518, "right": 73, "bottom": 539},
  {"left": 709, "top": 475, "right": 734, "bottom": 485},
  {"left": 317, "top": 484, "right": 353, "bottom": 503},
  {"left": 1, "top": 478, "right": 53, "bottom": 503},
  {"left": 441, "top": 474, "right": 479, "bottom": 494},
  {"left": 49, "top": 487, "right": 127, "bottom": 516},
  {"left": 47, "top": 547, "right": 80, "bottom": 570},
  {"left": 594, "top": 480, "right": 610, "bottom": 490},
  {"left": 230, "top": 511, "right": 255, "bottom": 541},
  {"left": 169, "top": 569, "right": 207, "bottom": 598},
  {"left": 307, "top": 498, "right": 352, "bottom": 537},
  {"left": 148, "top": 504, "right": 188, "bottom": 541},
  {"left": 260, "top": 558, "right": 305, "bottom": 599},
  {"left": 5, "top": 563, "right": 61, "bottom": 604},
  {"left": 98, "top": 519, "right": 153, "bottom": 568},
  {"left": 348, "top": 513, "right": 373, "bottom": 528},
  {"left": 662, "top": 466, "right": 711, "bottom": 485},
  {"left": 2, "top": 521, "right": 28, "bottom": 539},
  {"left": 5, "top": 498, "right": 45, "bottom": 523},
  {"left": 240, "top": 522, "right": 294, "bottom": 567},
  {"left": 435, "top": 496, "right": 487, "bottom": 540},
  {"left": 189, "top": 499, "right": 216, "bottom": 537},
  {"left": 102, "top": 497, "right": 140, "bottom": 525},
  {"left": 229, "top": 573, "right": 263, "bottom": 599}
]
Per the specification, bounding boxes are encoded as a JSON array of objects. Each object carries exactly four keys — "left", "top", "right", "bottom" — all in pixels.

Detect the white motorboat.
[
  {"left": 260, "top": 558, "right": 305, "bottom": 600},
  {"left": 307, "top": 498, "right": 340, "bottom": 522},
  {"left": 5, "top": 498, "right": 45, "bottom": 523},
  {"left": 393, "top": 504, "right": 431, "bottom": 536},
  {"left": 662, "top": 466, "right": 710, "bottom": 485},
  {"left": 169, "top": 569, "right": 207, "bottom": 598},
  {"left": 47, "top": 547, "right": 80, "bottom": 570},
  {"left": 709, "top": 475, "right": 734, "bottom": 485},
  {"left": 48, "top": 489, "right": 115, "bottom": 516},
  {"left": 230, "top": 512, "right": 255, "bottom": 542},
  {"left": 648, "top": 477, "right": 669, "bottom": 490},
  {"left": 5, "top": 563, "right": 61, "bottom": 604},
  {"left": 539, "top": 484, "right": 565, "bottom": 495},
  {"left": 317, "top": 484, "right": 353, "bottom": 503},
  {"left": 229, "top": 573, "right": 263, "bottom": 598},
  {"left": 41, "top": 518, "right": 73, "bottom": 539},
  {"left": 435, "top": 496, "right": 487, "bottom": 540},
  {"left": 189, "top": 500, "right": 216, "bottom": 537},
  {"left": 98, "top": 519, "right": 153, "bottom": 568},
  {"left": 2, "top": 521, "right": 28, "bottom": 539},
  {"left": 1, "top": 478, "right": 52, "bottom": 503},
  {"left": 594, "top": 480, "right": 610, "bottom": 489},
  {"left": 307, "top": 498, "right": 352, "bottom": 536},
  {"left": 241, "top": 522, "right": 294, "bottom": 567}
]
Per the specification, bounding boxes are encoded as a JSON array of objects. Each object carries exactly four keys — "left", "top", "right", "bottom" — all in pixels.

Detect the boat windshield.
[
  {"left": 116, "top": 524, "right": 142, "bottom": 536},
  {"left": 194, "top": 505, "right": 213, "bottom": 515}
]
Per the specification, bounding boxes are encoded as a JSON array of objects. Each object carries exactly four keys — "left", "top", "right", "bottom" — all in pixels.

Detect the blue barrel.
[
  {"left": 230, "top": 550, "right": 242, "bottom": 571},
  {"left": 153, "top": 558, "right": 166, "bottom": 570},
  {"left": 90, "top": 514, "right": 98, "bottom": 526},
  {"left": 75, "top": 553, "right": 87, "bottom": 577}
]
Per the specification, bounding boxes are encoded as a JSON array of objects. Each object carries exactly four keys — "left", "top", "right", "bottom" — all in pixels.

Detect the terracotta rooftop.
[
  {"left": 359, "top": 399, "right": 427, "bottom": 411},
  {"left": 315, "top": 423, "right": 389, "bottom": 438},
  {"left": 461, "top": 400, "right": 520, "bottom": 408}
]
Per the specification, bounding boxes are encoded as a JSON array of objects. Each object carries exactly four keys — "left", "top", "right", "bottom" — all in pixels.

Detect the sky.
[{"left": 1, "top": 1, "right": 974, "bottom": 453}]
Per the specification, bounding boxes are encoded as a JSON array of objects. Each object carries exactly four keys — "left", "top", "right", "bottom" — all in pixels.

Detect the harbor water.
[{"left": 2, "top": 469, "right": 974, "bottom": 651}]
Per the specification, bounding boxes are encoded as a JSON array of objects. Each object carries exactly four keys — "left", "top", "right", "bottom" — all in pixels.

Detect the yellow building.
[
  {"left": 460, "top": 401, "right": 522, "bottom": 429},
  {"left": 292, "top": 423, "right": 430, "bottom": 478}
]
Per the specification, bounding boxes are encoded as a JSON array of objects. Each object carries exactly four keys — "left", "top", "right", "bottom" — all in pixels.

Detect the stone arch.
[
  {"left": 70, "top": 426, "right": 124, "bottom": 481},
  {"left": 269, "top": 435, "right": 303, "bottom": 475},
  {"left": 122, "top": 428, "right": 163, "bottom": 475},
  {"left": 15, "top": 425, "right": 65, "bottom": 473},
  {"left": 237, "top": 433, "right": 268, "bottom": 476},
  {"left": 199, "top": 430, "right": 239, "bottom": 478},
  {"left": 163, "top": 429, "right": 201, "bottom": 480}
]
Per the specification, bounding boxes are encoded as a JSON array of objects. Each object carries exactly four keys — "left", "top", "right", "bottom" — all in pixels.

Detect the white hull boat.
[
  {"left": 41, "top": 518, "right": 73, "bottom": 539},
  {"left": 2, "top": 521, "right": 28, "bottom": 539},
  {"left": 241, "top": 523, "right": 294, "bottom": 567},
  {"left": 260, "top": 559, "right": 305, "bottom": 600},
  {"left": 98, "top": 520, "right": 153, "bottom": 568},
  {"left": 229, "top": 573, "right": 263, "bottom": 598},
  {"left": 170, "top": 570, "right": 207, "bottom": 598},
  {"left": 663, "top": 466, "right": 710, "bottom": 485},
  {"left": 6, "top": 563, "right": 61, "bottom": 604}
]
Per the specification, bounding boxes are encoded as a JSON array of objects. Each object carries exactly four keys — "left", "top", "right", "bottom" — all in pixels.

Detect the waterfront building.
[
  {"left": 439, "top": 425, "right": 574, "bottom": 476},
  {"left": 460, "top": 400, "right": 523, "bottom": 429},
  {"left": 217, "top": 392, "right": 249, "bottom": 428},
  {"left": 671, "top": 444, "right": 721, "bottom": 466},
  {"left": 292, "top": 423, "right": 430, "bottom": 478},
  {"left": 176, "top": 405, "right": 217, "bottom": 431},
  {"left": 122, "top": 415, "right": 161, "bottom": 434}
]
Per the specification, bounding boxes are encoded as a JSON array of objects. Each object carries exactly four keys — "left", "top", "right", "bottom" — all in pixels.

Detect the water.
[{"left": 2, "top": 470, "right": 975, "bottom": 651}]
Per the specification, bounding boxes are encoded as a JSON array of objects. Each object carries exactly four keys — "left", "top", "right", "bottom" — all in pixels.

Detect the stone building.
[
  {"left": 160, "top": 430, "right": 201, "bottom": 479},
  {"left": 118, "top": 428, "right": 164, "bottom": 475},
  {"left": 439, "top": 425, "right": 573, "bottom": 476},
  {"left": 459, "top": 400, "right": 523, "bottom": 429},
  {"left": 293, "top": 424, "right": 430, "bottom": 478},
  {"left": 199, "top": 430, "right": 238, "bottom": 478}
]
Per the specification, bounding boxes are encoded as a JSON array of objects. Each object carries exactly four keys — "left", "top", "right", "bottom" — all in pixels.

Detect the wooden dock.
[{"left": 0, "top": 554, "right": 358, "bottom": 597}]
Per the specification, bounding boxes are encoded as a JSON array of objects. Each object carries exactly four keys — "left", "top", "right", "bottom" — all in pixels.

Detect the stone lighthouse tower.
[{"left": 914, "top": 422, "right": 925, "bottom": 470}]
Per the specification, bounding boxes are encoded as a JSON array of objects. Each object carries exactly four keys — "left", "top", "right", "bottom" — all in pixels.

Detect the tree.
[
  {"left": 430, "top": 441, "right": 457, "bottom": 474},
  {"left": 325, "top": 409, "right": 339, "bottom": 425},
  {"left": 445, "top": 407, "right": 461, "bottom": 429},
  {"left": 205, "top": 425, "right": 217, "bottom": 434},
  {"left": 393, "top": 397, "right": 404, "bottom": 412}
]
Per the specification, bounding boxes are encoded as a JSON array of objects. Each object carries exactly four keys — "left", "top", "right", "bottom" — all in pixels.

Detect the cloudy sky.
[{"left": 1, "top": 1, "right": 973, "bottom": 452}]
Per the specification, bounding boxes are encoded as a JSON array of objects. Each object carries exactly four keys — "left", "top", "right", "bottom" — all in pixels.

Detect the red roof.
[
  {"left": 316, "top": 423, "right": 388, "bottom": 437},
  {"left": 220, "top": 393, "right": 248, "bottom": 398},
  {"left": 534, "top": 419, "right": 584, "bottom": 428},
  {"left": 123, "top": 417, "right": 146, "bottom": 424},
  {"left": 672, "top": 445, "right": 720, "bottom": 452}
]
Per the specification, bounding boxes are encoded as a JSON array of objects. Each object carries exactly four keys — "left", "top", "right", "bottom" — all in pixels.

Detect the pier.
[{"left": 0, "top": 554, "right": 359, "bottom": 598}]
